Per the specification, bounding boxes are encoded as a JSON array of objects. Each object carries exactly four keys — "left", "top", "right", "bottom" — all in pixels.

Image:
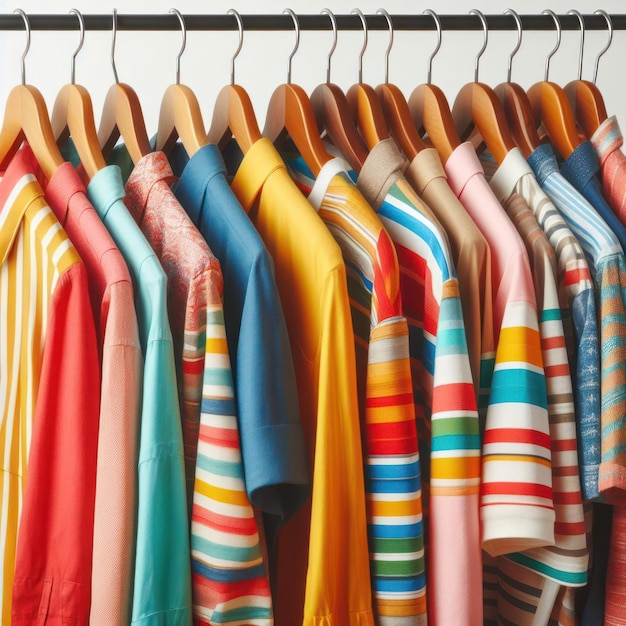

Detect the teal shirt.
[{"left": 88, "top": 166, "right": 192, "bottom": 625}]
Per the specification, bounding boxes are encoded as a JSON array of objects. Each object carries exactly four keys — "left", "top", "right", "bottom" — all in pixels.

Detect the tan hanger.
[
  {"left": 494, "top": 9, "right": 541, "bottom": 158},
  {"left": 263, "top": 9, "right": 332, "bottom": 177},
  {"left": 97, "top": 9, "right": 152, "bottom": 165},
  {"left": 156, "top": 9, "right": 208, "bottom": 157},
  {"left": 452, "top": 10, "right": 516, "bottom": 164},
  {"left": 408, "top": 10, "right": 461, "bottom": 164},
  {"left": 345, "top": 9, "right": 390, "bottom": 150},
  {"left": 527, "top": 10, "right": 581, "bottom": 159},
  {"left": 207, "top": 10, "right": 261, "bottom": 153},
  {"left": 51, "top": 9, "right": 106, "bottom": 180},
  {"left": 375, "top": 9, "right": 425, "bottom": 162},
  {"left": 564, "top": 10, "right": 611, "bottom": 139},
  {"left": 0, "top": 10, "right": 66, "bottom": 181},
  {"left": 310, "top": 8, "right": 369, "bottom": 172}
]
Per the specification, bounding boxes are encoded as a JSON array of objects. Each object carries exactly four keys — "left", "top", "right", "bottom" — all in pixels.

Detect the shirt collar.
[
  {"left": 124, "top": 151, "right": 177, "bottom": 222},
  {"left": 527, "top": 143, "right": 559, "bottom": 185},
  {"left": 405, "top": 147, "right": 446, "bottom": 196},
  {"left": 560, "top": 140, "right": 600, "bottom": 193},
  {"left": 591, "top": 115, "right": 623, "bottom": 167},
  {"left": 46, "top": 160, "right": 87, "bottom": 224},
  {"left": 307, "top": 157, "right": 350, "bottom": 210},
  {"left": 444, "top": 141, "right": 485, "bottom": 197},
  {"left": 357, "top": 138, "right": 406, "bottom": 208},
  {"left": 489, "top": 147, "right": 535, "bottom": 203},
  {"left": 231, "top": 138, "right": 287, "bottom": 211},
  {"left": 176, "top": 143, "right": 228, "bottom": 193},
  {"left": 87, "top": 165, "right": 126, "bottom": 220}
]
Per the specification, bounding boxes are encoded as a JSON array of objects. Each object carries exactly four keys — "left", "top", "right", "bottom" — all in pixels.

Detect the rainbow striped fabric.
[{"left": 285, "top": 155, "right": 424, "bottom": 623}]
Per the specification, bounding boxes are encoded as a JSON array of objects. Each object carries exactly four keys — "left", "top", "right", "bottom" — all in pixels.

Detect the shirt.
[
  {"left": 561, "top": 139, "right": 626, "bottom": 253},
  {"left": 0, "top": 152, "right": 100, "bottom": 625},
  {"left": 285, "top": 154, "right": 422, "bottom": 624},
  {"left": 357, "top": 139, "right": 482, "bottom": 626},
  {"left": 87, "top": 165, "right": 192, "bottom": 625},
  {"left": 228, "top": 138, "right": 374, "bottom": 626},
  {"left": 123, "top": 150, "right": 273, "bottom": 625},
  {"left": 445, "top": 142, "right": 554, "bottom": 555},
  {"left": 168, "top": 143, "right": 309, "bottom": 528},
  {"left": 528, "top": 143, "right": 626, "bottom": 503},
  {"left": 591, "top": 115, "right": 626, "bottom": 221},
  {"left": 22, "top": 145, "right": 142, "bottom": 626},
  {"left": 404, "top": 147, "right": 493, "bottom": 406}
]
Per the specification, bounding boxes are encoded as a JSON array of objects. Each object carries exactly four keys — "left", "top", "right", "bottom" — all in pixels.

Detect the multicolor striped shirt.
[
  {"left": 123, "top": 151, "right": 272, "bottom": 625},
  {"left": 528, "top": 143, "right": 626, "bottom": 503},
  {"left": 284, "top": 154, "right": 423, "bottom": 624},
  {"left": 356, "top": 139, "right": 482, "bottom": 626},
  {"left": 0, "top": 156, "right": 100, "bottom": 624}
]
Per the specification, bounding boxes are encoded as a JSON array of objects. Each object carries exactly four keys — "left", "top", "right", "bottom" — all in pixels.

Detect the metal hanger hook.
[
  {"left": 504, "top": 9, "right": 522, "bottom": 82},
  {"left": 593, "top": 10, "right": 613, "bottom": 85},
  {"left": 13, "top": 9, "right": 30, "bottom": 85},
  {"left": 321, "top": 8, "right": 337, "bottom": 83},
  {"left": 69, "top": 9, "right": 85, "bottom": 85},
  {"left": 470, "top": 9, "right": 488, "bottom": 82},
  {"left": 568, "top": 10, "right": 585, "bottom": 81},
  {"left": 351, "top": 9, "right": 368, "bottom": 84},
  {"left": 110, "top": 9, "right": 119, "bottom": 84},
  {"left": 283, "top": 9, "right": 299, "bottom": 85},
  {"left": 423, "top": 9, "right": 442, "bottom": 85},
  {"left": 377, "top": 9, "right": 393, "bottom": 84},
  {"left": 543, "top": 9, "right": 561, "bottom": 82},
  {"left": 170, "top": 9, "right": 186, "bottom": 85},
  {"left": 228, "top": 9, "right": 244, "bottom": 85}
]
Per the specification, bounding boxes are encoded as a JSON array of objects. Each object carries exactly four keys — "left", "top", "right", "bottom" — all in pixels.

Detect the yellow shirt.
[{"left": 231, "top": 139, "right": 374, "bottom": 626}]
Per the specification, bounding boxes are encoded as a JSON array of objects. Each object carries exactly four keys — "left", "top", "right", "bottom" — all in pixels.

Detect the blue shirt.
[
  {"left": 87, "top": 166, "right": 192, "bottom": 625},
  {"left": 169, "top": 143, "right": 309, "bottom": 528},
  {"left": 561, "top": 140, "right": 626, "bottom": 252}
]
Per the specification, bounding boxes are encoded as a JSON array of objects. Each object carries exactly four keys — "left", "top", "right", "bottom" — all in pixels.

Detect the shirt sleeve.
[{"left": 12, "top": 262, "right": 100, "bottom": 625}]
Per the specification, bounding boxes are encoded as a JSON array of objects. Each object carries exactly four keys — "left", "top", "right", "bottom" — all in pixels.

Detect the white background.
[{"left": 0, "top": 1, "right": 625, "bottom": 142}]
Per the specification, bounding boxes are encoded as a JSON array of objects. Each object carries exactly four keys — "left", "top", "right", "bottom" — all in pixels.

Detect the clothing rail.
[{"left": 0, "top": 12, "right": 625, "bottom": 32}]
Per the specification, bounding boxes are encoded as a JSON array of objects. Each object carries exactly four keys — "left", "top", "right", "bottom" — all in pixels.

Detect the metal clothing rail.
[{"left": 0, "top": 13, "right": 624, "bottom": 32}]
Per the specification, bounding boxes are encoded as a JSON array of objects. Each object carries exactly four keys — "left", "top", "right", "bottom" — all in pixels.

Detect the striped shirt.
[
  {"left": 528, "top": 143, "right": 626, "bottom": 503},
  {"left": 285, "top": 154, "right": 423, "bottom": 624},
  {"left": 357, "top": 139, "right": 482, "bottom": 626},
  {"left": 0, "top": 156, "right": 100, "bottom": 624},
  {"left": 591, "top": 115, "right": 626, "bottom": 222},
  {"left": 123, "top": 151, "right": 272, "bottom": 625},
  {"left": 445, "top": 143, "right": 554, "bottom": 559}
]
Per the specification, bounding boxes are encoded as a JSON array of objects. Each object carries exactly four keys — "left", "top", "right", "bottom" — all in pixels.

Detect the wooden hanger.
[
  {"left": 97, "top": 10, "right": 151, "bottom": 165},
  {"left": 0, "top": 10, "right": 65, "bottom": 181},
  {"left": 155, "top": 10, "right": 207, "bottom": 157},
  {"left": 493, "top": 10, "right": 541, "bottom": 159},
  {"left": 206, "top": 10, "right": 261, "bottom": 153},
  {"left": 527, "top": 10, "right": 581, "bottom": 159},
  {"left": 452, "top": 11, "right": 516, "bottom": 165},
  {"left": 51, "top": 10, "right": 106, "bottom": 180},
  {"left": 564, "top": 10, "right": 611, "bottom": 139},
  {"left": 408, "top": 10, "right": 461, "bottom": 164},
  {"left": 263, "top": 9, "right": 331, "bottom": 177},
  {"left": 310, "top": 9, "right": 369, "bottom": 173}
]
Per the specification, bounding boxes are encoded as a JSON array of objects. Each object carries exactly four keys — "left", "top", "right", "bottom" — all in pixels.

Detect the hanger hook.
[
  {"left": 377, "top": 9, "right": 393, "bottom": 84},
  {"left": 504, "top": 9, "right": 522, "bottom": 82},
  {"left": 228, "top": 9, "right": 244, "bottom": 85},
  {"left": 283, "top": 9, "right": 300, "bottom": 85},
  {"left": 13, "top": 9, "right": 30, "bottom": 85},
  {"left": 470, "top": 9, "right": 488, "bottom": 82},
  {"left": 543, "top": 9, "right": 561, "bottom": 82},
  {"left": 169, "top": 9, "right": 186, "bottom": 85},
  {"left": 351, "top": 9, "right": 368, "bottom": 84},
  {"left": 593, "top": 10, "right": 613, "bottom": 85},
  {"left": 423, "top": 9, "right": 442, "bottom": 85},
  {"left": 568, "top": 10, "right": 585, "bottom": 81},
  {"left": 69, "top": 9, "right": 85, "bottom": 85},
  {"left": 110, "top": 9, "right": 119, "bottom": 83},
  {"left": 321, "top": 9, "right": 337, "bottom": 83}
]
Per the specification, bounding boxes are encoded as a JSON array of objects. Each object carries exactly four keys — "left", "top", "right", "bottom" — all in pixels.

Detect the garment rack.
[{"left": 0, "top": 12, "right": 625, "bottom": 32}]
